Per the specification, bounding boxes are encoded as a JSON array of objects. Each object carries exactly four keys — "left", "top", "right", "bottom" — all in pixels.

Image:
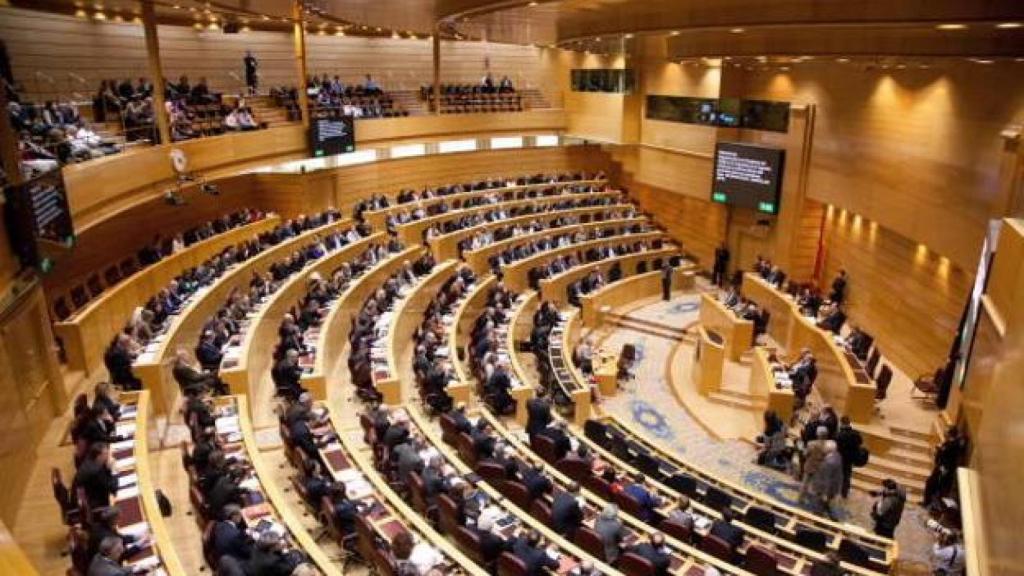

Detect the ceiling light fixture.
[
  {"left": 528, "top": 1, "right": 538, "bottom": 6},
  {"left": 730, "top": 27, "right": 745, "bottom": 33},
  {"left": 624, "top": 33, "right": 633, "bottom": 39},
  {"left": 836, "top": 57, "right": 850, "bottom": 63},
  {"left": 670, "top": 30, "right": 679, "bottom": 36},
  {"left": 969, "top": 58, "right": 994, "bottom": 64},
  {"left": 935, "top": 23, "right": 967, "bottom": 30},
  {"left": 995, "top": 22, "right": 1022, "bottom": 29}
]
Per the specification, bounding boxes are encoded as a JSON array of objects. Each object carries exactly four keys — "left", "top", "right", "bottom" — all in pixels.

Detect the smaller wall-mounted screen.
[
  {"left": 310, "top": 116, "right": 355, "bottom": 157},
  {"left": 711, "top": 142, "right": 785, "bottom": 214},
  {"left": 571, "top": 69, "right": 635, "bottom": 93},
  {"left": 3, "top": 169, "right": 75, "bottom": 273},
  {"left": 646, "top": 95, "right": 789, "bottom": 132}
]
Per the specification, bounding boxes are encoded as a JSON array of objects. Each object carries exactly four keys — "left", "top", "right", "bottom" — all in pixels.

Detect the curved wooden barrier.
[
  {"left": 537, "top": 245, "right": 680, "bottom": 306},
  {"left": 301, "top": 245, "right": 423, "bottom": 400},
  {"left": 396, "top": 189, "right": 623, "bottom": 249},
  {"left": 698, "top": 292, "right": 755, "bottom": 362},
  {"left": 361, "top": 177, "right": 607, "bottom": 230},
  {"left": 218, "top": 232, "right": 383, "bottom": 410},
  {"left": 133, "top": 218, "right": 353, "bottom": 415},
  {"left": 448, "top": 275, "right": 496, "bottom": 391},
  {"left": 580, "top": 267, "right": 697, "bottom": 328},
  {"left": 462, "top": 215, "right": 647, "bottom": 273},
  {"left": 54, "top": 216, "right": 282, "bottom": 376},
  {"left": 741, "top": 273, "right": 876, "bottom": 423}
]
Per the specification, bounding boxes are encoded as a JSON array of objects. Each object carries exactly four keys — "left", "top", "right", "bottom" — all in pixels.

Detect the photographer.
[{"left": 870, "top": 479, "right": 907, "bottom": 538}]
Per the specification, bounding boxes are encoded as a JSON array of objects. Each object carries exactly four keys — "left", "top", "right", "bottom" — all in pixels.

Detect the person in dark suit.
[
  {"left": 661, "top": 261, "right": 674, "bottom": 301},
  {"left": 87, "top": 536, "right": 133, "bottom": 576},
  {"left": 471, "top": 422, "right": 498, "bottom": 460},
  {"left": 829, "top": 269, "right": 848, "bottom": 304},
  {"left": 521, "top": 461, "right": 553, "bottom": 500},
  {"left": 206, "top": 466, "right": 248, "bottom": 514},
  {"left": 538, "top": 422, "right": 572, "bottom": 461},
  {"left": 74, "top": 442, "right": 118, "bottom": 509},
  {"left": 486, "top": 362, "right": 514, "bottom": 414},
  {"left": 104, "top": 334, "right": 141, "bottom": 390},
  {"left": 622, "top": 473, "right": 663, "bottom": 523},
  {"left": 551, "top": 483, "right": 584, "bottom": 539},
  {"left": 287, "top": 411, "right": 321, "bottom": 460},
  {"left": 382, "top": 421, "right": 411, "bottom": 450},
  {"left": 709, "top": 508, "right": 745, "bottom": 551},
  {"left": 525, "top": 397, "right": 552, "bottom": 438},
  {"left": 271, "top": 349, "right": 305, "bottom": 401},
  {"left": 476, "top": 515, "right": 512, "bottom": 565},
  {"left": 172, "top": 349, "right": 224, "bottom": 397},
  {"left": 211, "top": 504, "right": 253, "bottom": 562},
  {"left": 195, "top": 330, "right": 224, "bottom": 373},
  {"left": 713, "top": 243, "right": 730, "bottom": 287},
  {"left": 447, "top": 404, "right": 473, "bottom": 435},
  {"left": 629, "top": 532, "right": 671, "bottom": 576},
  {"left": 87, "top": 506, "right": 148, "bottom": 561},
  {"left": 512, "top": 530, "right": 560, "bottom": 576},
  {"left": 245, "top": 532, "right": 300, "bottom": 576},
  {"left": 91, "top": 382, "right": 121, "bottom": 420}
]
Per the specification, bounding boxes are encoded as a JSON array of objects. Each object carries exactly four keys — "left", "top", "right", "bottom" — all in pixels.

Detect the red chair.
[
  {"left": 529, "top": 498, "right": 552, "bottom": 525},
  {"left": 201, "top": 520, "right": 218, "bottom": 569},
  {"left": 455, "top": 432, "right": 478, "bottom": 467},
  {"left": 618, "top": 552, "right": 657, "bottom": 576},
  {"left": 498, "top": 551, "right": 529, "bottom": 576},
  {"left": 614, "top": 489, "right": 645, "bottom": 519},
  {"left": 454, "top": 525, "right": 486, "bottom": 565},
  {"left": 573, "top": 526, "right": 608, "bottom": 562},
  {"left": 529, "top": 433, "right": 558, "bottom": 463},
  {"left": 659, "top": 518, "right": 693, "bottom": 544},
  {"left": 745, "top": 545, "right": 779, "bottom": 576},
  {"left": 582, "top": 474, "right": 613, "bottom": 500},
  {"left": 437, "top": 493, "right": 460, "bottom": 535},
  {"left": 476, "top": 460, "right": 509, "bottom": 484},
  {"left": 555, "top": 456, "right": 591, "bottom": 482},
  {"left": 701, "top": 534, "right": 735, "bottom": 563},
  {"left": 499, "top": 480, "right": 531, "bottom": 510}
]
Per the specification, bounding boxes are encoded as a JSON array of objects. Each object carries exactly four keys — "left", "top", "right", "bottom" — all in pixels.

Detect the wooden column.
[
  {"left": 0, "top": 87, "right": 21, "bottom": 186},
  {"left": 292, "top": 0, "right": 310, "bottom": 129},
  {"left": 432, "top": 29, "right": 442, "bottom": 115},
  {"left": 141, "top": 0, "right": 171, "bottom": 145}
]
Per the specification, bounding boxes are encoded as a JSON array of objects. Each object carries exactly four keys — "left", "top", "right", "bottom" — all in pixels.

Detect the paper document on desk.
[
  {"left": 116, "top": 423, "right": 137, "bottom": 438},
  {"left": 118, "top": 473, "right": 139, "bottom": 489},
  {"left": 118, "top": 485, "right": 140, "bottom": 500},
  {"left": 216, "top": 415, "right": 241, "bottom": 434}
]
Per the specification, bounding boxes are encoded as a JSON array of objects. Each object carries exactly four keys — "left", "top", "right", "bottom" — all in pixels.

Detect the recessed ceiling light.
[
  {"left": 669, "top": 30, "right": 679, "bottom": 36},
  {"left": 730, "top": 27, "right": 745, "bottom": 33},
  {"left": 528, "top": 1, "right": 538, "bottom": 6},
  {"left": 836, "top": 57, "right": 850, "bottom": 63},
  {"left": 996, "top": 22, "right": 1022, "bottom": 29},
  {"left": 624, "top": 33, "right": 634, "bottom": 39},
  {"left": 969, "top": 58, "right": 994, "bottom": 64},
  {"left": 936, "top": 23, "right": 967, "bottom": 30}
]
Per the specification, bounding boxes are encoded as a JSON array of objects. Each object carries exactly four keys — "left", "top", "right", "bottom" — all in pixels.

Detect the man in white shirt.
[{"left": 931, "top": 532, "right": 965, "bottom": 575}]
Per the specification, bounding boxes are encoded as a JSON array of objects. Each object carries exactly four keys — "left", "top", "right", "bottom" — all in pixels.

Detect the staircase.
[
  {"left": 707, "top": 388, "right": 768, "bottom": 412},
  {"left": 245, "top": 95, "right": 298, "bottom": 129},
  {"left": 852, "top": 425, "right": 932, "bottom": 500},
  {"left": 604, "top": 310, "right": 689, "bottom": 341}
]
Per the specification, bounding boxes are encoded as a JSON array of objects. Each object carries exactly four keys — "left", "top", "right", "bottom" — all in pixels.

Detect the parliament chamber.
[{"left": 1, "top": 1, "right": 1023, "bottom": 575}]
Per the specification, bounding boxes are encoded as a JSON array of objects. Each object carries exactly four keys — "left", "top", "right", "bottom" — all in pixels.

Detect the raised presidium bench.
[
  {"left": 399, "top": 188, "right": 624, "bottom": 252},
  {"left": 131, "top": 218, "right": 354, "bottom": 415},
  {"left": 698, "top": 292, "right": 755, "bottom": 362},
  {"left": 217, "top": 231, "right": 384, "bottom": 408},
  {"left": 301, "top": 245, "right": 422, "bottom": 405},
  {"left": 462, "top": 215, "right": 649, "bottom": 274},
  {"left": 740, "top": 274, "right": 876, "bottom": 424},
  {"left": 748, "top": 347, "right": 797, "bottom": 424},
  {"left": 54, "top": 216, "right": 282, "bottom": 377},
  {"left": 586, "top": 416, "right": 897, "bottom": 572},
  {"left": 105, "top": 391, "right": 187, "bottom": 575},
  {"left": 360, "top": 176, "right": 609, "bottom": 230},
  {"left": 195, "top": 395, "right": 341, "bottom": 575}
]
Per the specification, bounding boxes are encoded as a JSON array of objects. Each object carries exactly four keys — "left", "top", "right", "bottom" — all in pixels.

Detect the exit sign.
[{"left": 712, "top": 191, "right": 727, "bottom": 203}]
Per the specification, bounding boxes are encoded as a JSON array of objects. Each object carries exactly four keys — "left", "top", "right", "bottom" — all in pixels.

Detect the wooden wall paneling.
[
  {"left": 819, "top": 206, "right": 972, "bottom": 378},
  {"left": 0, "top": 284, "right": 62, "bottom": 526}
]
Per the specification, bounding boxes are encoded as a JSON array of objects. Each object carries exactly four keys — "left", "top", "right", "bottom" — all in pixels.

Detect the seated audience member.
[
  {"left": 104, "top": 334, "right": 142, "bottom": 390},
  {"left": 87, "top": 536, "right": 134, "bottom": 576},
  {"left": 87, "top": 506, "right": 150, "bottom": 561},
  {"left": 817, "top": 301, "right": 847, "bottom": 334},
  {"left": 525, "top": 397, "right": 553, "bottom": 438},
  {"left": 537, "top": 421, "right": 572, "bottom": 461},
  {"left": 392, "top": 529, "right": 445, "bottom": 575},
  {"left": 551, "top": 482, "right": 585, "bottom": 539},
  {"left": 211, "top": 504, "right": 253, "bottom": 562},
  {"left": 710, "top": 508, "right": 745, "bottom": 553},
  {"left": 511, "top": 529, "right": 560, "bottom": 576},
  {"left": 245, "top": 531, "right": 306, "bottom": 576},
  {"left": 173, "top": 349, "right": 225, "bottom": 396},
  {"left": 623, "top": 473, "right": 663, "bottom": 523},
  {"left": 629, "top": 532, "right": 672, "bottom": 576}
]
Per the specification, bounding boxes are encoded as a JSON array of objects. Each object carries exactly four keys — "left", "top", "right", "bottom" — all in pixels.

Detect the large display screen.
[
  {"left": 711, "top": 142, "right": 785, "bottom": 214},
  {"left": 310, "top": 115, "right": 355, "bottom": 157},
  {"left": 3, "top": 169, "right": 75, "bottom": 272}
]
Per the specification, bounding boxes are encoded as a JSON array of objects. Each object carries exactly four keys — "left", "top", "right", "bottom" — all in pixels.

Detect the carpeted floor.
[{"left": 598, "top": 294, "right": 935, "bottom": 569}]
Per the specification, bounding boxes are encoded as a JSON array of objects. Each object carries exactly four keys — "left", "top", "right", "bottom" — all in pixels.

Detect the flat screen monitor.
[
  {"left": 711, "top": 142, "right": 785, "bottom": 214},
  {"left": 3, "top": 169, "right": 75, "bottom": 272},
  {"left": 310, "top": 116, "right": 355, "bottom": 157}
]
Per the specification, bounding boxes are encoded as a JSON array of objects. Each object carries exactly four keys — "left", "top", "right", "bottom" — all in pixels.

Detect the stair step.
[
  {"left": 890, "top": 426, "right": 933, "bottom": 442},
  {"left": 714, "top": 388, "right": 768, "bottom": 402},
  {"left": 863, "top": 454, "right": 931, "bottom": 481},
  {"left": 853, "top": 464, "right": 926, "bottom": 491},
  {"left": 888, "top": 434, "right": 932, "bottom": 455},
  {"left": 708, "top": 391, "right": 767, "bottom": 411},
  {"left": 884, "top": 447, "right": 933, "bottom": 468}
]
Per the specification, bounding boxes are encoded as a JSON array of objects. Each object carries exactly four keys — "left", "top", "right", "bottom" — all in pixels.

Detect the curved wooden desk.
[
  {"left": 462, "top": 215, "right": 647, "bottom": 274},
  {"left": 504, "top": 291, "right": 541, "bottom": 426},
  {"left": 698, "top": 293, "right": 755, "bottom": 362},
  {"left": 55, "top": 216, "right": 282, "bottom": 376},
  {"left": 362, "top": 177, "right": 608, "bottom": 230},
  {"left": 226, "top": 395, "right": 341, "bottom": 576},
  {"left": 396, "top": 189, "right": 623, "bottom": 250},
  {"left": 474, "top": 409, "right": 752, "bottom": 576},
  {"left": 749, "top": 347, "right": 796, "bottom": 424},
  {"left": 580, "top": 267, "right": 696, "bottom": 328},
  {"left": 597, "top": 415, "right": 897, "bottom": 565},
  {"left": 448, "top": 275, "right": 497, "bottom": 399},
  {"left": 503, "top": 231, "right": 669, "bottom": 293},
  {"left": 113, "top": 391, "right": 187, "bottom": 575},
  {"left": 219, "top": 232, "right": 383, "bottom": 409},
  {"left": 322, "top": 406, "right": 487, "bottom": 575},
  {"left": 537, "top": 245, "right": 679, "bottom": 306},
  {"left": 740, "top": 273, "right": 876, "bottom": 423},
  {"left": 133, "top": 218, "right": 353, "bottom": 415},
  {"left": 426, "top": 193, "right": 626, "bottom": 262},
  {"left": 301, "top": 245, "right": 423, "bottom": 402},
  {"left": 380, "top": 260, "right": 461, "bottom": 405}
]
